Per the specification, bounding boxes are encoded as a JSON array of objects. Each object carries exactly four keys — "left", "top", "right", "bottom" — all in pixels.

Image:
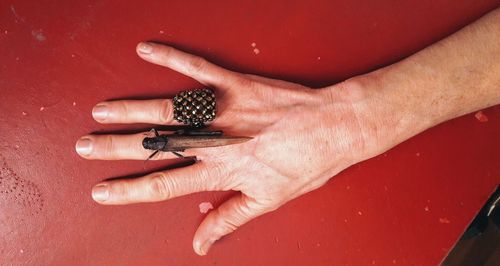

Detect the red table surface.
[{"left": 1, "top": 1, "right": 499, "bottom": 265}]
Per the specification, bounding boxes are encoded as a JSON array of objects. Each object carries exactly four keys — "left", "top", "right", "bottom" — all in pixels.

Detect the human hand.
[{"left": 76, "top": 42, "right": 384, "bottom": 255}]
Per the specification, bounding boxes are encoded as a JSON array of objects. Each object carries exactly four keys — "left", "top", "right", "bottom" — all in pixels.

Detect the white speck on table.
[{"left": 198, "top": 202, "right": 213, "bottom": 213}]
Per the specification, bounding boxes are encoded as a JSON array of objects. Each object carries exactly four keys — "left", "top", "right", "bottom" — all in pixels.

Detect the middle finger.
[{"left": 75, "top": 132, "right": 201, "bottom": 160}]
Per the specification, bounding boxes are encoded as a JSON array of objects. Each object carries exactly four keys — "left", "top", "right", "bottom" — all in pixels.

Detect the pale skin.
[{"left": 76, "top": 8, "right": 500, "bottom": 255}]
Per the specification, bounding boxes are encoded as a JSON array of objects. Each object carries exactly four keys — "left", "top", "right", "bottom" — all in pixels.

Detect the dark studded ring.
[{"left": 173, "top": 88, "right": 217, "bottom": 128}]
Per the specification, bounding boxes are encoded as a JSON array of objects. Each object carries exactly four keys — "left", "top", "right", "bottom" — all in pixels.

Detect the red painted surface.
[{"left": 1, "top": 1, "right": 500, "bottom": 265}]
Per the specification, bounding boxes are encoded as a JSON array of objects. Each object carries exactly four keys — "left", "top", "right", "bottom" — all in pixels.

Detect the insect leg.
[
  {"left": 146, "top": 150, "right": 160, "bottom": 161},
  {"left": 171, "top": 151, "right": 185, "bottom": 158},
  {"left": 151, "top": 128, "right": 160, "bottom": 137}
]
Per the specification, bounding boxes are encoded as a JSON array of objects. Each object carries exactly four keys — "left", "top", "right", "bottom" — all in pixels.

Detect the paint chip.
[
  {"left": 20, "top": 249, "right": 24, "bottom": 254},
  {"left": 71, "top": 54, "right": 75, "bottom": 58},
  {"left": 159, "top": 30, "right": 164, "bottom": 34},
  {"left": 253, "top": 48, "right": 260, "bottom": 55},
  {"left": 357, "top": 211, "right": 363, "bottom": 215},
  {"left": 439, "top": 217, "right": 451, "bottom": 224},
  {"left": 317, "top": 56, "right": 321, "bottom": 60},
  {"left": 31, "top": 30, "right": 46, "bottom": 42},
  {"left": 22, "top": 111, "right": 27, "bottom": 116},
  {"left": 198, "top": 202, "right": 213, "bottom": 213},
  {"left": 72, "top": 102, "right": 76, "bottom": 106},
  {"left": 39, "top": 107, "right": 45, "bottom": 111},
  {"left": 424, "top": 206, "right": 429, "bottom": 212},
  {"left": 475, "top": 111, "right": 488, "bottom": 122},
  {"left": 251, "top": 42, "right": 256, "bottom": 47}
]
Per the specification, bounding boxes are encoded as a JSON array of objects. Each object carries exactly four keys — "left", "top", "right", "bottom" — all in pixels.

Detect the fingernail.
[
  {"left": 138, "top": 42, "right": 153, "bottom": 54},
  {"left": 76, "top": 138, "right": 93, "bottom": 156},
  {"left": 92, "top": 105, "right": 108, "bottom": 121},
  {"left": 194, "top": 240, "right": 204, "bottom": 256},
  {"left": 92, "top": 184, "right": 109, "bottom": 202},
  {"left": 199, "top": 239, "right": 215, "bottom": 256}
]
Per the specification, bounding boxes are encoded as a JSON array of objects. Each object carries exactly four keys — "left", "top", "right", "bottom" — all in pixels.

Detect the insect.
[{"left": 142, "top": 128, "right": 252, "bottom": 160}]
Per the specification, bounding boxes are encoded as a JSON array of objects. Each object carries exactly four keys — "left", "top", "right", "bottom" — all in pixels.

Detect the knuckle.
[
  {"left": 158, "top": 45, "right": 173, "bottom": 57},
  {"left": 117, "top": 101, "right": 130, "bottom": 120},
  {"left": 236, "top": 76, "right": 255, "bottom": 88},
  {"left": 149, "top": 173, "right": 174, "bottom": 200},
  {"left": 110, "top": 181, "right": 129, "bottom": 199},
  {"left": 158, "top": 99, "right": 172, "bottom": 124},
  {"left": 185, "top": 57, "right": 207, "bottom": 75},
  {"left": 215, "top": 210, "right": 239, "bottom": 233},
  {"left": 204, "top": 162, "right": 233, "bottom": 190},
  {"left": 103, "top": 135, "right": 116, "bottom": 158}
]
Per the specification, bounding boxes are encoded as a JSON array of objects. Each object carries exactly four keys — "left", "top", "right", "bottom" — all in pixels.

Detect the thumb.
[{"left": 193, "top": 193, "right": 274, "bottom": 255}]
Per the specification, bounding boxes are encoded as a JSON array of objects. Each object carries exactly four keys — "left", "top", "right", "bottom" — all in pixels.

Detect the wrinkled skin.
[{"left": 76, "top": 42, "right": 382, "bottom": 255}]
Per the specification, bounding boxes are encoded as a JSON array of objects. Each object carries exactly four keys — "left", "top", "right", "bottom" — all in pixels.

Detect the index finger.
[{"left": 136, "top": 42, "right": 241, "bottom": 88}]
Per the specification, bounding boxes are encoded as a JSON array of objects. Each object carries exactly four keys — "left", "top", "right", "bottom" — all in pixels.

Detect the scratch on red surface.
[
  {"left": 439, "top": 218, "right": 451, "bottom": 224},
  {"left": 474, "top": 111, "right": 488, "bottom": 122}
]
